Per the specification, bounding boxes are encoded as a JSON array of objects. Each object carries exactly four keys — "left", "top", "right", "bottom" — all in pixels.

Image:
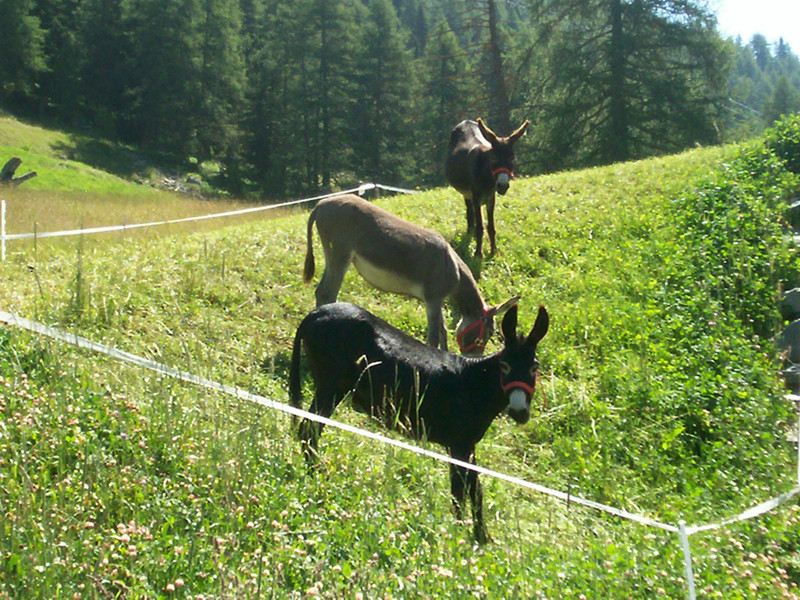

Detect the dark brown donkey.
[
  {"left": 289, "top": 301, "right": 549, "bottom": 543},
  {"left": 445, "top": 118, "right": 529, "bottom": 257},
  {"left": 303, "top": 194, "right": 519, "bottom": 355}
]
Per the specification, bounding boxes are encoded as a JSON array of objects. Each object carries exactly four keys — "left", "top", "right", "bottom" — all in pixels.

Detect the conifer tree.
[
  {"left": 0, "top": 0, "right": 46, "bottom": 99},
  {"left": 33, "top": 0, "right": 82, "bottom": 117},
  {"left": 521, "top": 0, "right": 727, "bottom": 171},
  {"left": 193, "top": 0, "right": 246, "bottom": 161},
  {"left": 352, "top": 0, "right": 417, "bottom": 184},
  {"left": 79, "top": 0, "right": 135, "bottom": 137},
  {"left": 419, "top": 20, "right": 472, "bottom": 184},
  {"left": 128, "top": 0, "right": 202, "bottom": 157}
]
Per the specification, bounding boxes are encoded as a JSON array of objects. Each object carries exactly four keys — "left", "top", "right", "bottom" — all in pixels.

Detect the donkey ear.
[
  {"left": 508, "top": 120, "right": 530, "bottom": 144},
  {"left": 487, "top": 295, "right": 521, "bottom": 320},
  {"left": 525, "top": 305, "right": 549, "bottom": 346},
  {"left": 476, "top": 118, "right": 499, "bottom": 145},
  {"left": 500, "top": 303, "right": 519, "bottom": 343}
]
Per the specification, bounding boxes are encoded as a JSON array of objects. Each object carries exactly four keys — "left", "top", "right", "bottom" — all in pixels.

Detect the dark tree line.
[{"left": 0, "top": 0, "right": 798, "bottom": 197}]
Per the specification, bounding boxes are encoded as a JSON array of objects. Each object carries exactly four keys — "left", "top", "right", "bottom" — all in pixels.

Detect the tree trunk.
[
  {"left": 607, "top": 0, "right": 629, "bottom": 162},
  {"left": 486, "top": 0, "right": 511, "bottom": 133},
  {"left": 0, "top": 158, "right": 37, "bottom": 186}
]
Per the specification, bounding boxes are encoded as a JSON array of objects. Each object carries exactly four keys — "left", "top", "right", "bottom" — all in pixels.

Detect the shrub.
[{"left": 765, "top": 113, "right": 800, "bottom": 176}]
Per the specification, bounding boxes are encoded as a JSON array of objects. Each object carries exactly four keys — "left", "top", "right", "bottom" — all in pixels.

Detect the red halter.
[
  {"left": 500, "top": 371, "right": 539, "bottom": 404},
  {"left": 491, "top": 166, "right": 515, "bottom": 179},
  {"left": 456, "top": 308, "right": 490, "bottom": 354},
  {"left": 501, "top": 379, "right": 536, "bottom": 396}
]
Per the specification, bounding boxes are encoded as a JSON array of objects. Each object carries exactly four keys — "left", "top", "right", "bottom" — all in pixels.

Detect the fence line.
[
  {"left": 2, "top": 310, "right": 800, "bottom": 599},
  {"left": 0, "top": 182, "right": 415, "bottom": 247}
]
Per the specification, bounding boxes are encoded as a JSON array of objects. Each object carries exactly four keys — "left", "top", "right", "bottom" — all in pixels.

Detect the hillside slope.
[{"left": 2, "top": 120, "right": 800, "bottom": 598}]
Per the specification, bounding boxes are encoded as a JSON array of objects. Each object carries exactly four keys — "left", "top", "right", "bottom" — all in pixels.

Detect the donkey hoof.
[{"left": 474, "top": 527, "right": 492, "bottom": 545}]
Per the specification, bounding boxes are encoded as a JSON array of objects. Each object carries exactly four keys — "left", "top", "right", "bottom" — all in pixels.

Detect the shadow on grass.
[
  {"left": 450, "top": 232, "right": 485, "bottom": 280},
  {"left": 50, "top": 138, "right": 144, "bottom": 179}
]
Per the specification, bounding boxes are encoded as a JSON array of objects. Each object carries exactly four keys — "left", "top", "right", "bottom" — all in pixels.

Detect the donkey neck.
[
  {"left": 451, "top": 258, "right": 486, "bottom": 318},
  {"left": 462, "top": 355, "right": 508, "bottom": 416}
]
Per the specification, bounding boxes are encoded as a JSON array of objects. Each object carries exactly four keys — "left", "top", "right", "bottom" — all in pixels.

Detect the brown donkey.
[
  {"left": 303, "top": 194, "right": 519, "bottom": 355},
  {"left": 445, "top": 118, "right": 529, "bottom": 257}
]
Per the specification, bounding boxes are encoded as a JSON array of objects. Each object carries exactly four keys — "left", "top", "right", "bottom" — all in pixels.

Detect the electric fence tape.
[
  {"left": 1, "top": 183, "right": 415, "bottom": 242},
  {"left": 3, "top": 308, "right": 800, "bottom": 600}
]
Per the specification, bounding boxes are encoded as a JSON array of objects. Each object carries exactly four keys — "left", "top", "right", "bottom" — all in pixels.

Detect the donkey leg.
[
  {"left": 464, "top": 197, "right": 475, "bottom": 236},
  {"left": 486, "top": 195, "right": 497, "bottom": 256},
  {"left": 315, "top": 247, "right": 351, "bottom": 306},
  {"left": 471, "top": 196, "right": 485, "bottom": 257},
  {"left": 298, "top": 389, "right": 337, "bottom": 467},
  {"left": 449, "top": 450, "right": 491, "bottom": 544},
  {"left": 449, "top": 463, "right": 468, "bottom": 521},
  {"left": 465, "top": 456, "right": 491, "bottom": 544},
  {"left": 425, "top": 302, "right": 448, "bottom": 351}
]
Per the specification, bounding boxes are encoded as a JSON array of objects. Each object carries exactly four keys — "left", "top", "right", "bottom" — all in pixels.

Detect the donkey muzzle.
[
  {"left": 503, "top": 381, "right": 534, "bottom": 424},
  {"left": 495, "top": 171, "right": 510, "bottom": 195},
  {"left": 492, "top": 167, "right": 513, "bottom": 195}
]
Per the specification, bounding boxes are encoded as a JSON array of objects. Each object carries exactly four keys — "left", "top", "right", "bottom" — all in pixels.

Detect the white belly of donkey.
[{"left": 353, "top": 254, "right": 425, "bottom": 300}]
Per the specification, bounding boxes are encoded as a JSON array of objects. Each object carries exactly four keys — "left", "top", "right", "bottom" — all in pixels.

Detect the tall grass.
[{"left": 2, "top": 124, "right": 800, "bottom": 598}]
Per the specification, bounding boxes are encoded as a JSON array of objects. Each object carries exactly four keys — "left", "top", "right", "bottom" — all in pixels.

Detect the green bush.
[{"left": 765, "top": 113, "right": 800, "bottom": 175}]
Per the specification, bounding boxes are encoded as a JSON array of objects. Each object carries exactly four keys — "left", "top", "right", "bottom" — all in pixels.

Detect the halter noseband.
[
  {"left": 491, "top": 166, "right": 515, "bottom": 179},
  {"left": 501, "top": 371, "right": 538, "bottom": 399},
  {"left": 456, "top": 308, "right": 490, "bottom": 354},
  {"left": 501, "top": 379, "right": 536, "bottom": 396}
]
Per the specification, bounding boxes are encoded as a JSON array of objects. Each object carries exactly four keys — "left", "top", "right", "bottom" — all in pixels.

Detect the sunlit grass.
[{"left": 2, "top": 133, "right": 800, "bottom": 598}]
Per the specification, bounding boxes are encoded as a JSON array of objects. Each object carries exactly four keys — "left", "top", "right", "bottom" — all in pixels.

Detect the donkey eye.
[
  {"left": 500, "top": 361, "right": 511, "bottom": 376},
  {"left": 529, "top": 364, "right": 539, "bottom": 377}
]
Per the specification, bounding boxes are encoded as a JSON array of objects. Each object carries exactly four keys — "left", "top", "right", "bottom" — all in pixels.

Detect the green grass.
[
  {"left": 0, "top": 114, "right": 216, "bottom": 196},
  {"left": 2, "top": 113, "right": 800, "bottom": 599}
]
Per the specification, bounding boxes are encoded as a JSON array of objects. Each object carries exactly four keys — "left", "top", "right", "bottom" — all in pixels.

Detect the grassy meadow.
[{"left": 2, "top": 114, "right": 800, "bottom": 599}]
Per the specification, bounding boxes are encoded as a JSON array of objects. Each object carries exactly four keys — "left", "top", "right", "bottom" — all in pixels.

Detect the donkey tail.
[
  {"left": 303, "top": 207, "right": 318, "bottom": 283},
  {"left": 288, "top": 319, "right": 306, "bottom": 426}
]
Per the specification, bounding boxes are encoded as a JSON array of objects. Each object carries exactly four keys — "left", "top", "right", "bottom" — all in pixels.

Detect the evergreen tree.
[
  {"left": 725, "top": 35, "right": 800, "bottom": 139},
  {"left": 419, "top": 20, "right": 472, "bottom": 184},
  {"left": 352, "top": 0, "right": 417, "bottom": 184},
  {"left": 193, "top": 0, "right": 246, "bottom": 162},
  {"left": 128, "top": 0, "right": 202, "bottom": 157},
  {"left": 33, "top": 0, "right": 83, "bottom": 118},
  {"left": 245, "top": 0, "right": 363, "bottom": 195},
  {"left": 240, "top": 0, "right": 282, "bottom": 193},
  {"left": 79, "top": 0, "right": 136, "bottom": 138},
  {"left": 0, "top": 0, "right": 46, "bottom": 100},
  {"left": 521, "top": 0, "right": 728, "bottom": 171},
  {"left": 766, "top": 76, "right": 800, "bottom": 124}
]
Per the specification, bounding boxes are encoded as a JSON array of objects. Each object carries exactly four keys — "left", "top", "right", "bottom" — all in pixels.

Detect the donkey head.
[
  {"left": 455, "top": 295, "right": 521, "bottom": 356},
  {"left": 476, "top": 118, "right": 530, "bottom": 195},
  {"left": 498, "top": 304, "right": 549, "bottom": 424}
]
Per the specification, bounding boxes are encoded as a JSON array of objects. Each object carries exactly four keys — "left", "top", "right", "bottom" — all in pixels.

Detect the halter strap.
[
  {"left": 491, "top": 166, "right": 515, "bottom": 179},
  {"left": 501, "top": 380, "right": 536, "bottom": 396},
  {"left": 500, "top": 371, "right": 539, "bottom": 402},
  {"left": 456, "top": 307, "right": 490, "bottom": 354}
]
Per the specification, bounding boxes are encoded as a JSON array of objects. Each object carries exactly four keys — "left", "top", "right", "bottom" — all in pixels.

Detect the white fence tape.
[
  {"left": 2, "top": 308, "right": 800, "bottom": 599},
  {"left": 0, "top": 309, "right": 675, "bottom": 532},
  {"left": 0, "top": 182, "right": 415, "bottom": 243}
]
